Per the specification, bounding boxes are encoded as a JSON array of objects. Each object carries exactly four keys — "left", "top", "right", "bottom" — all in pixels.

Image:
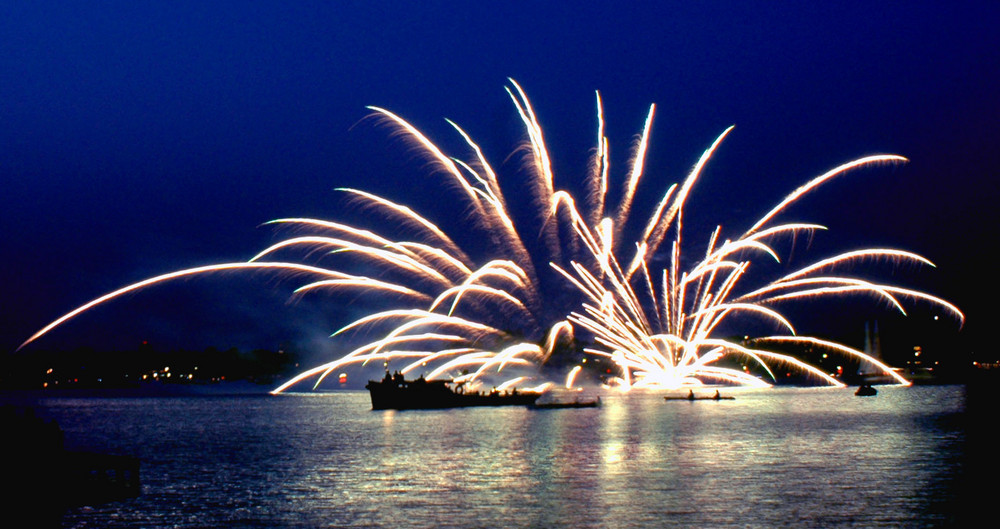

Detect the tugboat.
[{"left": 365, "top": 371, "right": 540, "bottom": 410}]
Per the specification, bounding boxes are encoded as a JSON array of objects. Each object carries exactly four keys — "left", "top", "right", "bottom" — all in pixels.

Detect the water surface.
[{"left": 9, "top": 385, "right": 988, "bottom": 527}]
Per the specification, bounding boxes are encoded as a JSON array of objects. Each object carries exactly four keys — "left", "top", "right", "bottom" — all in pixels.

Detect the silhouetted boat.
[
  {"left": 665, "top": 390, "right": 734, "bottom": 401},
  {"left": 530, "top": 397, "right": 601, "bottom": 409},
  {"left": 855, "top": 384, "right": 878, "bottom": 397},
  {"left": 365, "top": 372, "right": 540, "bottom": 410}
]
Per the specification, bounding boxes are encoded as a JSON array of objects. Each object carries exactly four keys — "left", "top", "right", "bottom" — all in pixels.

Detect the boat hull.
[
  {"left": 530, "top": 398, "right": 601, "bottom": 409},
  {"left": 365, "top": 375, "right": 539, "bottom": 410}
]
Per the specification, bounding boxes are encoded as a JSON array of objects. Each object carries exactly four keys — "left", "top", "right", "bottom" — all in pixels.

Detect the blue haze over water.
[{"left": 6, "top": 385, "right": 990, "bottom": 527}]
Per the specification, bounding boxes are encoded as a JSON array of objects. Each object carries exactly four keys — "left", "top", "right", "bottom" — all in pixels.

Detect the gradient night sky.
[{"left": 3, "top": 2, "right": 996, "bottom": 365}]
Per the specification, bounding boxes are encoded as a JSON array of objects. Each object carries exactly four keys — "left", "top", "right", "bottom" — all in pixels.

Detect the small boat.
[
  {"left": 855, "top": 384, "right": 877, "bottom": 397},
  {"left": 365, "top": 371, "right": 540, "bottom": 410},
  {"left": 530, "top": 397, "right": 601, "bottom": 409},
  {"left": 665, "top": 390, "right": 734, "bottom": 401}
]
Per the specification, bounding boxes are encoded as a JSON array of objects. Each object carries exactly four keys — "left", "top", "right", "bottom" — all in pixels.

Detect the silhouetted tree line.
[{"left": 1, "top": 343, "right": 303, "bottom": 390}]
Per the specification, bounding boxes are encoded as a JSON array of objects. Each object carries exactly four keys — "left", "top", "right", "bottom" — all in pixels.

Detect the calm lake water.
[{"left": 7, "top": 384, "right": 995, "bottom": 528}]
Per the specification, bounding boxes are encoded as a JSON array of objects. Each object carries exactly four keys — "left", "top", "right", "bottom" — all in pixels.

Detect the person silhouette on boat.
[
  {"left": 687, "top": 389, "right": 695, "bottom": 400},
  {"left": 713, "top": 390, "right": 721, "bottom": 400}
]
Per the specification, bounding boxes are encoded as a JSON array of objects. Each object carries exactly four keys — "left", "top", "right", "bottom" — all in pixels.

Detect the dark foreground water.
[{"left": 5, "top": 384, "right": 996, "bottom": 528}]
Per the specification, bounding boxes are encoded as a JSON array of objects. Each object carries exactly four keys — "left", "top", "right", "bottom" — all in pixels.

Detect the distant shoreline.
[{"left": 0, "top": 379, "right": 277, "bottom": 399}]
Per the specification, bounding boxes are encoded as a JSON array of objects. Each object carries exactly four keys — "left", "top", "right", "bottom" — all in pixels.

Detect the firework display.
[{"left": 19, "top": 81, "right": 962, "bottom": 393}]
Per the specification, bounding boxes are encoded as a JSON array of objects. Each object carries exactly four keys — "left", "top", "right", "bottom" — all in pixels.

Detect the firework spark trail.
[
  {"left": 443, "top": 121, "right": 540, "bottom": 283},
  {"left": 776, "top": 249, "right": 935, "bottom": 282},
  {"left": 743, "top": 155, "right": 910, "bottom": 237},
  {"left": 506, "top": 79, "right": 556, "bottom": 204},
  {"left": 17, "top": 262, "right": 351, "bottom": 351},
  {"left": 614, "top": 104, "right": 656, "bottom": 236},
  {"left": 365, "top": 106, "right": 488, "bottom": 222},
  {"left": 20, "top": 80, "right": 963, "bottom": 394},
  {"left": 736, "top": 277, "right": 908, "bottom": 311},
  {"left": 641, "top": 126, "right": 736, "bottom": 273},
  {"left": 261, "top": 217, "right": 475, "bottom": 282},
  {"left": 251, "top": 235, "right": 455, "bottom": 286},
  {"left": 751, "top": 336, "right": 911, "bottom": 385},
  {"left": 553, "top": 120, "right": 962, "bottom": 389},
  {"left": 334, "top": 188, "right": 472, "bottom": 264},
  {"left": 587, "top": 92, "right": 611, "bottom": 227}
]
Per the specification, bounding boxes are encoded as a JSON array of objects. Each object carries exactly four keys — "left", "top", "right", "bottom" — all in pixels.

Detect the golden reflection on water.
[{"left": 46, "top": 386, "right": 969, "bottom": 528}]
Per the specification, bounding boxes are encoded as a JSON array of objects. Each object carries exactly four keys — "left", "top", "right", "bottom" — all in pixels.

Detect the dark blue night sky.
[{"left": 3, "top": 2, "right": 996, "bottom": 364}]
